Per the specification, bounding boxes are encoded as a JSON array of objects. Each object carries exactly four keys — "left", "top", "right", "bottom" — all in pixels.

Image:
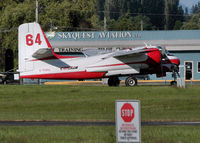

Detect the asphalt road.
[{"left": 0, "top": 121, "right": 200, "bottom": 126}]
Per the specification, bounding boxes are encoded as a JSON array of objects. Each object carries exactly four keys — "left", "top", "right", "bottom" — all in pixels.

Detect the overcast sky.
[{"left": 180, "top": 0, "right": 200, "bottom": 8}]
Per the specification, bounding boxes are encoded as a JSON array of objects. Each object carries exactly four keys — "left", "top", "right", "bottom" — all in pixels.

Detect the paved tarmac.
[{"left": 0, "top": 121, "right": 200, "bottom": 126}]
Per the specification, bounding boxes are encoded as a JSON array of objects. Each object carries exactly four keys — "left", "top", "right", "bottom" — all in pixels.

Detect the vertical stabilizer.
[{"left": 18, "top": 22, "right": 52, "bottom": 73}]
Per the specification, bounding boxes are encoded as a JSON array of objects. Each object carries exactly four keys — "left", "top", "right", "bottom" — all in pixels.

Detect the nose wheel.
[{"left": 170, "top": 65, "right": 180, "bottom": 86}]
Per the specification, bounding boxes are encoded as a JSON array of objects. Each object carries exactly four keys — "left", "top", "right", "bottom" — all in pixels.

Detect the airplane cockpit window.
[
  {"left": 157, "top": 46, "right": 174, "bottom": 56},
  {"left": 157, "top": 46, "right": 163, "bottom": 51},
  {"left": 55, "top": 52, "right": 86, "bottom": 57}
]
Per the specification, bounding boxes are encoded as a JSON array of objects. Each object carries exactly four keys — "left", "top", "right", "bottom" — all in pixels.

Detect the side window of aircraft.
[{"left": 55, "top": 52, "right": 86, "bottom": 57}]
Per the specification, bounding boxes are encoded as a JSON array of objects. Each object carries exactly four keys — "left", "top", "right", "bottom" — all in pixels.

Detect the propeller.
[
  {"left": 158, "top": 46, "right": 166, "bottom": 77},
  {"left": 159, "top": 46, "right": 166, "bottom": 58}
]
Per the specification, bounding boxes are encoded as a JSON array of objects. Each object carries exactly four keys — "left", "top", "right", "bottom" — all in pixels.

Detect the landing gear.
[
  {"left": 125, "top": 76, "right": 137, "bottom": 86},
  {"left": 170, "top": 64, "right": 180, "bottom": 86},
  {"left": 108, "top": 76, "right": 120, "bottom": 86},
  {"left": 170, "top": 81, "right": 177, "bottom": 86}
]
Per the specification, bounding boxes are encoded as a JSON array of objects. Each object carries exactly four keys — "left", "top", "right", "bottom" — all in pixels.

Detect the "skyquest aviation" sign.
[{"left": 47, "top": 31, "right": 142, "bottom": 41}]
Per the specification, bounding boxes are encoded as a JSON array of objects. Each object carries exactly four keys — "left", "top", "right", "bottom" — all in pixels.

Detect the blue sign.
[{"left": 46, "top": 30, "right": 200, "bottom": 41}]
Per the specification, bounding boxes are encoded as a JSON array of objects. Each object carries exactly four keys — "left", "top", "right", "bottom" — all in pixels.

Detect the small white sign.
[
  {"left": 14, "top": 73, "right": 20, "bottom": 80},
  {"left": 116, "top": 100, "right": 141, "bottom": 143}
]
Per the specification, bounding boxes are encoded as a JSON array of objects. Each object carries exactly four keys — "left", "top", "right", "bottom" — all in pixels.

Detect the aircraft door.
[{"left": 184, "top": 61, "right": 193, "bottom": 80}]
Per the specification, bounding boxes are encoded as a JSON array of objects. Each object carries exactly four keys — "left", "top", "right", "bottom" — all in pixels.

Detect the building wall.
[
  {"left": 48, "top": 30, "right": 200, "bottom": 51},
  {"left": 47, "top": 30, "right": 200, "bottom": 81},
  {"left": 174, "top": 52, "right": 200, "bottom": 80}
]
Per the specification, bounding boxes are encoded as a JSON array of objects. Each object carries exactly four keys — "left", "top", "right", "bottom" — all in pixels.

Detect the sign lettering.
[
  {"left": 116, "top": 100, "right": 141, "bottom": 143},
  {"left": 35, "top": 33, "right": 42, "bottom": 45},
  {"left": 56, "top": 31, "right": 142, "bottom": 41},
  {"left": 26, "top": 34, "right": 33, "bottom": 46}
]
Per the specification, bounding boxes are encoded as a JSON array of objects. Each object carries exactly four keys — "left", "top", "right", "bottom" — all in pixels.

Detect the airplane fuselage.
[{"left": 20, "top": 48, "right": 162, "bottom": 80}]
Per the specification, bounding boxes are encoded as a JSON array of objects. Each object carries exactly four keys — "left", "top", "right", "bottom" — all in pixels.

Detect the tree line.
[{"left": 0, "top": 0, "right": 200, "bottom": 71}]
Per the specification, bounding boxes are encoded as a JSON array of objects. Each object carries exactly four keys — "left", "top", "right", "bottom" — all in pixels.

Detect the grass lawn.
[
  {"left": 0, "top": 126, "right": 200, "bottom": 143},
  {"left": 0, "top": 85, "right": 200, "bottom": 143},
  {"left": 0, "top": 85, "right": 200, "bottom": 121}
]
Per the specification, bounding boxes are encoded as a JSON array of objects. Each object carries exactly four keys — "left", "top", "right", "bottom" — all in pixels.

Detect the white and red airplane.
[{"left": 18, "top": 22, "right": 180, "bottom": 86}]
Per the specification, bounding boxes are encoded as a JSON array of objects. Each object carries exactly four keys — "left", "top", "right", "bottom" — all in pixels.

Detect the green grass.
[
  {"left": 1, "top": 85, "right": 200, "bottom": 143},
  {"left": 0, "top": 126, "right": 200, "bottom": 143},
  {"left": 0, "top": 126, "right": 115, "bottom": 143},
  {"left": 0, "top": 85, "right": 200, "bottom": 121}
]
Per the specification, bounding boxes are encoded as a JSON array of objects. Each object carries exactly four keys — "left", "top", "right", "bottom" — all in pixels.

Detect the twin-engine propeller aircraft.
[{"left": 18, "top": 22, "right": 180, "bottom": 86}]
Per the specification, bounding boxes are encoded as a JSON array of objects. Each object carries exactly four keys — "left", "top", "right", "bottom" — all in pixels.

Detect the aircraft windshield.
[{"left": 157, "top": 46, "right": 173, "bottom": 56}]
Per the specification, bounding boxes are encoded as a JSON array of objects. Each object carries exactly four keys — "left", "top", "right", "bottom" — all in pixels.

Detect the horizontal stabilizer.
[{"left": 32, "top": 48, "right": 54, "bottom": 59}]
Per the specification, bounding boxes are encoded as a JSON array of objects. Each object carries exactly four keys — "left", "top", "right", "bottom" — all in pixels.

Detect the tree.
[
  {"left": 191, "top": 2, "right": 200, "bottom": 14},
  {"left": 110, "top": 13, "right": 135, "bottom": 31},
  {"left": 173, "top": 20, "right": 183, "bottom": 30},
  {"left": 0, "top": 0, "right": 99, "bottom": 71},
  {"left": 181, "top": 2, "right": 200, "bottom": 30},
  {"left": 0, "top": 1, "right": 35, "bottom": 70},
  {"left": 107, "top": 13, "right": 152, "bottom": 31},
  {"left": 132, "top": 15, "right": 153, "bottom": 30},
  {"left": 142, "top": 0, "right": 165, "bottom": 30},
  {"left": 164, "top": 0, "right": 184, "bottom": 30},
  {"left": 104, "top": 0, "right": 120, "bottom": 20},
  {"left": 181, "top": 13, "right": 200, "bottom": 30},
  {"left": 95, "top": 0, "right": 105, "bottom": 20}
]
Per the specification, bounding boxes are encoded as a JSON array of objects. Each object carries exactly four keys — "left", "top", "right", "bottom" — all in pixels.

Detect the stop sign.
[{"left": 121, "top": 103, "right": 134, "bottom": 122}]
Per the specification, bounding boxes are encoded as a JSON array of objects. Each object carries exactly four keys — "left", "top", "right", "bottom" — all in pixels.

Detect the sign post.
[{"left": 116, "top": 100, "right": 141, "bottom": 143}]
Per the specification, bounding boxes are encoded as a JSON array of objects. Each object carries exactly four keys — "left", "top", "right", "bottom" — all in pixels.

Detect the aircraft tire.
[
  {"left": 108, "top": 77, "right": 120, "bottom": 86},
  {"left": 170, "top": 81, "right": 177, "bottom": 86},
  {"left": 125, "top": 76, "right": 137, "bottom": 86}
]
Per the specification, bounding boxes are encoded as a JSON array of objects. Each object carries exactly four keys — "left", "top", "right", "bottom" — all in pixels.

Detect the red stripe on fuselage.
[
  {"left": 39, "top": 26, "right": 77, "bottom": 60},
  {"left": 40, "top": 25, "right": 52, "bottom": 49},
  {"left": 20, "top": 71, "right": 106, "bottom": 80}
]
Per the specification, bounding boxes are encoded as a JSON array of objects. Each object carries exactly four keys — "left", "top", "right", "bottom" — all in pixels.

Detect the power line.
[
  {"left": 98, "top": 10, "right": 191, "bottom": 17},
  {"left": 0, "top": 27, "right": 18, "bottom": 33}
]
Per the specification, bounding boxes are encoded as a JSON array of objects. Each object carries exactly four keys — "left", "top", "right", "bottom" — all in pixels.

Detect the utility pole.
[
  {"left": 140, "top": 20, "right": 143, "bottom": 31},
  {"left": 140, "top": 0, "right": 144, "bottom": 31},
  {"left": 164, "top": 0, "right": 169, "bottom": 30},
  {"left": 36, "top": 0, "right": 38, "bottom": 23},
  {"left": 104, "top": 16, "right": 107, "bottom": 31}
]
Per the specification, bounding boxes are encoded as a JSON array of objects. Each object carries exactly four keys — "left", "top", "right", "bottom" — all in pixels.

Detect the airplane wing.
[
  {"left": 32, "top": 48, "right": 54, "bottom": 59},
  {"left": 101, "top": 48, "right": 152, "bottom": 59},
  {"left": 112, "top": 48, "right": 151, "bottom": 58}
]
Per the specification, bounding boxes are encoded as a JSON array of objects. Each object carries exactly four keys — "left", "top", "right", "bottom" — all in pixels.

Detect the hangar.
[{"left": 47, "top": 30, "right": 200, "bottom": 81}]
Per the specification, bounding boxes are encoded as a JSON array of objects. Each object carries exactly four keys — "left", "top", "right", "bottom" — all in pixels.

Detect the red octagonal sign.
[{"left": 121, "top": 103, "right": 134, "bottom": 122}]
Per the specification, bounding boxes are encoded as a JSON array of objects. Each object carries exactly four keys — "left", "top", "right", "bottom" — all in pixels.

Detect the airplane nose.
[
  {"left": 146, "top": 48, "right": 161, "bottom": 64},
  {"left": 170, "top": 57, "right": 180, "bottom": 66}
]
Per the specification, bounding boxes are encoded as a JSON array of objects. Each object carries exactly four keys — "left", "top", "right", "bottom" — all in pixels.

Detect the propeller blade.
[{"left": 161, "top": 47, "right": 166, "bottom": 57}]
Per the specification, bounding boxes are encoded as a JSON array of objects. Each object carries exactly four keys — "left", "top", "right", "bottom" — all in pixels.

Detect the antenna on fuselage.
[
  {"left": 144, "top": 42, "right": 148, "bottom": 47},
  {"left": 144, "top": 42, "right": 152, "bottom": 48}
]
